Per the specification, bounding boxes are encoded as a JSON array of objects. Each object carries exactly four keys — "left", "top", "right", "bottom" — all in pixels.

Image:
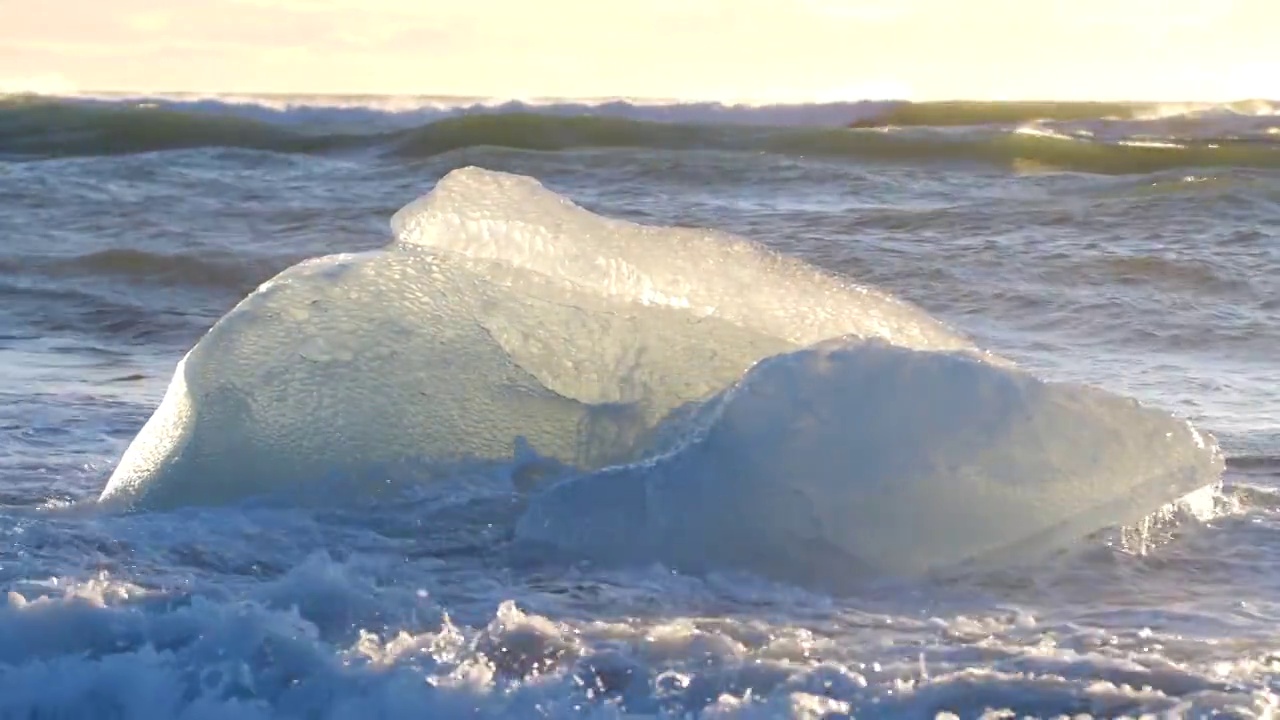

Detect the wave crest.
[
  {"left": 0, "top": 97, "right": 366, "bottom": 157},
  {"left": 4, "top": 96, "right": 1278, "bottom": 174}
]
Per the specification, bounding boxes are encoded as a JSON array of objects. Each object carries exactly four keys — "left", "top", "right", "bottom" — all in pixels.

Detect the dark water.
[{"left": 0, "top": 94, "right": 1278, "bottom": 718}]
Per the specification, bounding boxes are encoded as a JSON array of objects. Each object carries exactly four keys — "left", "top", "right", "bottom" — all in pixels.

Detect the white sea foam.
[{"left": 0, "top": 548, "right": 1270, "bottom": 719}]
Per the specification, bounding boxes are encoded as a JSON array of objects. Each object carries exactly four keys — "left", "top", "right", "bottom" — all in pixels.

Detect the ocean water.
[{"left": 1, "top": 92, "right": 1279, "bottom": 718}]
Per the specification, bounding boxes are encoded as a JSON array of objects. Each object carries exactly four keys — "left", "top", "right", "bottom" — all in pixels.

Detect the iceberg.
[
  {"left": 99, "top": 246, "right": 793, "bottom": 508},
  {"left": 390, "top": 168, "right": 979, "bottom": 354},
  {"left": 100, "top": 167, "right": 975, "bottom": 508},
  {"left": 516, "top": 338, "right": 1223, "bottom": 581},
  {"left": 101, "top": 167, "right": 1223, "bottom": 581}
]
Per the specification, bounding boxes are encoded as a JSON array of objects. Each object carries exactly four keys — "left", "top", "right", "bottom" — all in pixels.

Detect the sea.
[{"left": 1, "top": 92, "right": 1279, "bottom": 719}]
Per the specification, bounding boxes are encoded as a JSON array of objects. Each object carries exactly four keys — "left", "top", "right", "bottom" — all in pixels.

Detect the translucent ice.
[
  {"left": 99, "top": 248, "right": 791, "bottom": 508},
  {"left": 516, "top": 338, "right": 1225, "bottom": 582},
  {"left": 101, "top": 167, "right": 1223, "bottom": 583},
  {"left": 101, "top": 167, "right": 972, "bottom": 508},
  {"left": 390, "top": 167, "right": 979, "bottom": 354}
]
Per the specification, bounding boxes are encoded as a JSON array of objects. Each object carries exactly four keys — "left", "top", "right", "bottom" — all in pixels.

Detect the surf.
[
  {"left": 5, "top": 95, "right": 1279, "bottom": 174},
  {"left": 100, "top": 167, "right": 1225, "bottom": 583}
]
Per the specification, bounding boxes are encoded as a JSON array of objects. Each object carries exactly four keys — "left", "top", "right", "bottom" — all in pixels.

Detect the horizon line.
[{"left": 6, "top": 89, "right": 1279, "bottom": 106}]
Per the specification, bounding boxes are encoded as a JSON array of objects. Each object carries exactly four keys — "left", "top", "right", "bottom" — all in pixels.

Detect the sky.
[{"left": 0, "top": 0, "right": 1276, "bottom": 102}]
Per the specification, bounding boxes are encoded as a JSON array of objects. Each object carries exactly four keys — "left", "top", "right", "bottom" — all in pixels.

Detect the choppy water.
[{"left": 1, "top": 93, "right": 1279, "bottom": 719}]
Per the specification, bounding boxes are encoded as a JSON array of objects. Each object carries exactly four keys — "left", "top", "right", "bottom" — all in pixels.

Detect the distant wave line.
[{"left": 2, "top": 97, "right": 1278, "bottom": 174}]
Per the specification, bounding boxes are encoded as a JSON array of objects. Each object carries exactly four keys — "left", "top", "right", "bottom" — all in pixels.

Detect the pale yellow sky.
[{"left": 0, "top": 0, "right": 1276, "bottom": 101}]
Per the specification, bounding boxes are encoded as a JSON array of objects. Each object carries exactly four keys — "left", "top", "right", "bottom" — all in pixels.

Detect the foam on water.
[
  {"left": 1, "top": 541, "right": 1274, "bottom": 719},
  {"left": 101, "top": 167, "right": 1224, "bottom": 583}
]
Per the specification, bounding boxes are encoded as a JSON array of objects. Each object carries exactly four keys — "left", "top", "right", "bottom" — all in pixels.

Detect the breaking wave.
[{"left": 3, "top": 94, "right": 1278, "bottom": 174}]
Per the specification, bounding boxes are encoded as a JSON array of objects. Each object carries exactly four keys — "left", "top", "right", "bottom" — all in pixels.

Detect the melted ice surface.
[
  {"left": 102, "top": 167, "right": 1223, "bottom": 581},
  {"left": 518, "top": 339, "right": 1225, "bottom": 581},
  {"left": 391, "top": 168, "right": 979, "bottom": 354},
  {"left": 100, "top": 167, "right": 970, "bottom": 508},
  {"left": 99, "top": 248, "right": 791, "bottom": 508}
]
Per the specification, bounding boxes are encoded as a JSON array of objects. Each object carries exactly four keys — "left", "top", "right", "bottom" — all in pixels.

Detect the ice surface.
[
  {"left": 102, "top": 166, "right": 1223, "bottom": 581},
  {"left": 391, "top": 168, "right": 979, "bottom": 354},
  {"left": 101, "top": 167, "right": 971, "bottom": 508},
  {"left": 517, "top": 338, "right": 1225, "bottom": 582},
  {"left": 99, "top": 247, "right": 790, "bottom": 508}
]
